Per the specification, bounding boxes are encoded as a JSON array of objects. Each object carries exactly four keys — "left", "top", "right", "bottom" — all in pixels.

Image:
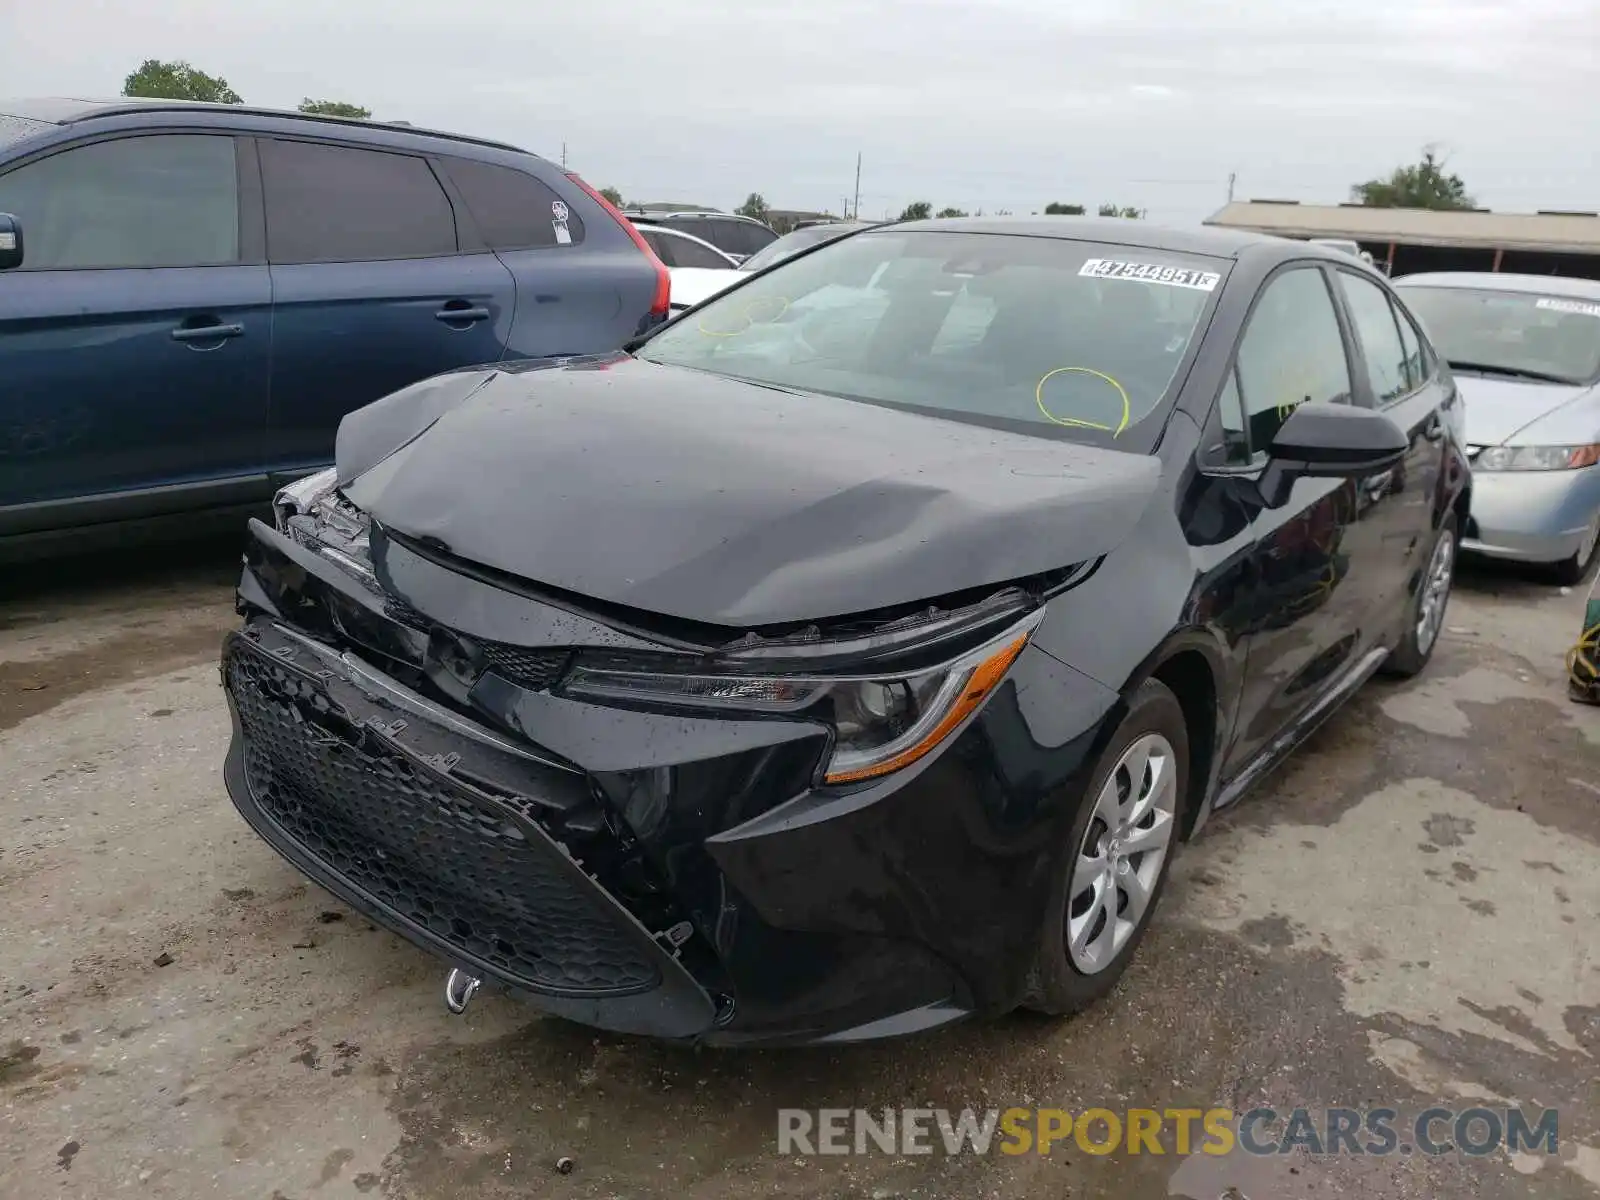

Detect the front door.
[
  {"left": 1214, "top": 265, "right": 1390, "bottom": 778},
  {"left": 0, "top": 133, "right": 271, "bottom": 528},
  {"left": 256, "top": 137, "right": 515, "bottom": 482}
]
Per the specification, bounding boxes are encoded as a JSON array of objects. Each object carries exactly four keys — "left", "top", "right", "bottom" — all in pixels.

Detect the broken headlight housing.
[
  {"left": 271, "top": 467, "right": 375, "bottom": 585},
  {"left": 561, "top": 609, "right": 1043, "bottom": 784}
]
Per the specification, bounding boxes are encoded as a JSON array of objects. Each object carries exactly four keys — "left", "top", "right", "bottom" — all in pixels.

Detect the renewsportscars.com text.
[{"left": 777, "top": 1106, "right": 1561, "bottom": 1159}]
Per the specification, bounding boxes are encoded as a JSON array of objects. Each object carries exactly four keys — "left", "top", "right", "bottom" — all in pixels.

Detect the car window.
[
  {"left": 1398, "top": 285, "right": 1600, "bottom": 385},
  {"left": 637, "top": 230, "right": 1225, "bottom": 451},
  {"left": 441, "top": 157, "right": 584, "bottom": 249},
  {"left": 665, "top": 232, "right": 732, "bottom": 269},
  {"left": 261, "top": 139, "right": 456, "bottom": 264},
  {"left": 725, "top": 220, "right": 777, "bottom": 257},
  {"left": 0, "top": 134, "right": 238, "bottom": 270},
  {"left": 637, "top": 228, "right": 677, "bottom": 267},
  {"left": 670, "top": 217, "right": 718, "bottom": 247},
  {"left": 1338, "top": 272, "right": 1411, "bottom": 404},
  {"left": 1226, "top": 267, "right": 1352, "bottom": 460},
  {"left": 1393, "top": 299, "right": 1427, "bottom": 391}
]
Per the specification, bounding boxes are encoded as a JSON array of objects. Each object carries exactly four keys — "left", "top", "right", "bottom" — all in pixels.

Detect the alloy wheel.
[
  {"left": 1415, "top": 531, "right": 1455, "bottom": 655},
  {"left": 1066, "top": 732, "right": 1179, "bottom": 974}
]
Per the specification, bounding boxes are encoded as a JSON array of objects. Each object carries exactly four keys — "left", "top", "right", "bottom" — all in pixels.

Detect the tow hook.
[{"left": 444, "top": 968, "right": 481, "bottom": 1015}]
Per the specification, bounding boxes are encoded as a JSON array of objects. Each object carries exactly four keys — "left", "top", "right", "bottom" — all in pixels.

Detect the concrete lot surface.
[{"left": 1, "top": 541, "right": 1596, "bottom": 1199}]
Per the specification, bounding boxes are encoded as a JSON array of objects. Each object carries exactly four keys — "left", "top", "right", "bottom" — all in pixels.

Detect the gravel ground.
[{"left": 1, "top": 538, "right": 1596, "bottom": 1199}]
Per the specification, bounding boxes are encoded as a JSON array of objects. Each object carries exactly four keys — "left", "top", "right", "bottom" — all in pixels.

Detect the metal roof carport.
[{"left": 1203, "top": 201, "right": 1600, "bottom": 279}]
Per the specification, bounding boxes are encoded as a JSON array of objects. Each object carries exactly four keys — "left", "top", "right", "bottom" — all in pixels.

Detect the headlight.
[
  {"left": 560, "top": 611, "right": 1043, "bottom": 784},
  {"left": 271, "top": 467, "right": 375, "bottom": 584},
  {"left": 1474, "top": 444, "right": 1600, "bottom": 472}
]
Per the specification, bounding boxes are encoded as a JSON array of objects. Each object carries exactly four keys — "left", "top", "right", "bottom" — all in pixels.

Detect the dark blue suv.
[{"left": 0, "top": 98, "right": 669, "bottom": 557}]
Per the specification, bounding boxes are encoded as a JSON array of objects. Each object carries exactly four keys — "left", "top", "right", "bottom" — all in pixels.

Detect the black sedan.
[{"left": 221, "top": 219, "right": 1470, "bottom": 1045}]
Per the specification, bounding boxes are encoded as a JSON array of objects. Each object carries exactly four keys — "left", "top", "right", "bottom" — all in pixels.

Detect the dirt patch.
[{"left": 0, "top": 621, "right": 232, "bottom": 732}]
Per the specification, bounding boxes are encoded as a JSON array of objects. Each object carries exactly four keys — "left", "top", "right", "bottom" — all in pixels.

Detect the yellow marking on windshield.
[
  {"left": 696, "top": 295, "right": 791, "bottom": 338},
  {"left": 1035, "top": 367, "right": 1132, "bottom": 436}
]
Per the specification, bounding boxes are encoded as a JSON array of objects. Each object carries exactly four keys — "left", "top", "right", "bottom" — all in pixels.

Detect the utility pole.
[
  {"left": 561, "top": 142, "right": 568, "bottom": 169},
  {"left": 853, "top": 153, "right": 862, "bottom": 221},
  {"left": 1226, "top": 171, "right": 1236, "bottom": 203}
]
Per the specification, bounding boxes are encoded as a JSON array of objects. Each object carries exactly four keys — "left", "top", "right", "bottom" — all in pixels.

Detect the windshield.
[
  {"left": 636, "top": 231, "right": 1226, "bottom": 448},
  {"left": 740, "top": 224, "right": 865, "bottom": 272},
  {"left": 1399, "top": 285, "right": 1600, "bottom": 385}
]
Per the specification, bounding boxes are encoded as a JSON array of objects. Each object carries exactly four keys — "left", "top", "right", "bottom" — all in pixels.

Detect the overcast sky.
[{"left": 3, "top": 0, "right": 1596, "bottom": 223}]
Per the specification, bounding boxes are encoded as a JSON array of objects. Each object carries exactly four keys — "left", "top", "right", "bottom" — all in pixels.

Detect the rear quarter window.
[{"left": 442, "top": 157, "right": 585, "bottom": 249}]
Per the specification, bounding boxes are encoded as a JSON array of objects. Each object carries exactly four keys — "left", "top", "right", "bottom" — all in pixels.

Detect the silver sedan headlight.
[{"left": 1474, "top": 444, "right": 1600, "bottom": 472}]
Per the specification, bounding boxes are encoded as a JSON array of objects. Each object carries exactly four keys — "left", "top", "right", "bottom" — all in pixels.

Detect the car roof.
[
  {"left": 627, "top": 210, "right": 771, "bottom": 226},
  {"left": 1393, "top": 271, "right": 1600, "bottom": 301},
  {"left": 0, "top": 96, "right": 526, "bottom": 154},
  {"left": 896, "top": 215, "right": 1315, "bottom": 262}
]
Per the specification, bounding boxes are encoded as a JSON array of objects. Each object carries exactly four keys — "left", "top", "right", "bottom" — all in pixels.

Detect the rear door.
[
  {"left": 1211, "top": 265, "right": 1391, "bottom": 778},
  {"left": 258, "top": 137, "right": 516, "bottom": 481},
  {"left": 1331, "top": 268, "right": 1453, "bottom": 608},
  {"left": 0, "top": 132, "right": 271, "bottom": 528},
  {"left": 437, "top": 156, "right": 655, "bottom": 357}
]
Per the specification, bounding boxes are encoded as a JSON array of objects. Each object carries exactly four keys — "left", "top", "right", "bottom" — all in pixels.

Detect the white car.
[{"left": 633, "top": 224, "right": 742, "bottom": 311}]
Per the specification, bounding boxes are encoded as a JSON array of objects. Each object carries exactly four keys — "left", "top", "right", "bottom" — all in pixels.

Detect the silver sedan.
[{"left": 1396, "top": 272, "right": 1600, "bottom": 584}]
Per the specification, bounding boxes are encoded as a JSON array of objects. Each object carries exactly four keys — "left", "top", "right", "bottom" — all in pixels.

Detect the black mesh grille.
[
  {"left": 479, "top": 642, "right": 570, "bottom": 691},
  {"left": 226, "top": 643, "right": 659, "bottom": 996}
]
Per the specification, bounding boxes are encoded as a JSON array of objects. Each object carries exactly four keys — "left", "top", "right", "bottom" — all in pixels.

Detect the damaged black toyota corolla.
[{"left": 222, "top": 219, "right": 1470, "bottom": 1045}]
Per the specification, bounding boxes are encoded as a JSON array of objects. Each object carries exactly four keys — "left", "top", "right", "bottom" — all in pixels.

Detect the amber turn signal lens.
[{"left": 824, "top": 632, "right": 1031, "bottom": 784}]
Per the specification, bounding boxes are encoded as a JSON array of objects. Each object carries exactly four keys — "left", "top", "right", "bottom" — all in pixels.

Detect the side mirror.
[
  {"left": 1259, "top": 403, "right": 1407, "bottom": 507},
  {"left": 0, "top": 213, "right": 21, "bottom": 270}
]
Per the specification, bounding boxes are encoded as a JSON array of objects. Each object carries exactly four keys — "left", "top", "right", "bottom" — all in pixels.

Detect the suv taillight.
[{"left": 567, "top": 173, "right": 670, "bottom": 318}]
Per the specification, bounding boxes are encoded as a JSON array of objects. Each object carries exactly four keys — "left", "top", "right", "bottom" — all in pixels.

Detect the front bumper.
[
  {"left": 220, "top": 520, "right": 1119, "bottom": 1044},
  {"left": 1461, "top": 463, "right": 1600, "bottom": 564}
]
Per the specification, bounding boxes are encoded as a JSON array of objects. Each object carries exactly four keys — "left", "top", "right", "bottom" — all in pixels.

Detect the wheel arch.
[{"left": 1116, "top": 628, "right": 1233, "bottom": 843}]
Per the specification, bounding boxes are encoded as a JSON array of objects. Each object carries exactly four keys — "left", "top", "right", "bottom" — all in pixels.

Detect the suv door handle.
[
  {"left": 171, "top": 320, "right": 244, "bottom": 343},
  {"left": 435, "top": 304, "right": 490, "bottom": 323}
]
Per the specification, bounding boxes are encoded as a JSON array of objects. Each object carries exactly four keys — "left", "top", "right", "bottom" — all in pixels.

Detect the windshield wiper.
[{"left": 1447, "top": 360, "right": 1575, "bottom": 384}]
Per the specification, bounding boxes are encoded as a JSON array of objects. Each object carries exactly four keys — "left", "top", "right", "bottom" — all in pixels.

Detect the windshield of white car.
[
  {"left": 635, "top": 230, "right": 1228, "bottom": 449},
  {"left": 740, "top": 224, "right": 868, "bottom": 272},
  {"left": 1400, "top": 286, "right": 1600, "bottom": 386}
]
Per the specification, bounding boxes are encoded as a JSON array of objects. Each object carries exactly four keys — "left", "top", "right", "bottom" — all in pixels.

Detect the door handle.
[
  {"left": 434, "top": 305, "right": 490, "bottom": 323},
  {"left": 1423, "top": 415, "right": 1444, "bottom": 442},
  {"left": 171, "top": 321, "right": 244, "bottom": 342}
]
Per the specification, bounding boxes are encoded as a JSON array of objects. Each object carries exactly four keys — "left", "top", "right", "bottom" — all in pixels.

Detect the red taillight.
[{"left": 567, "top": 173, "right": 670, "bottom": 317}]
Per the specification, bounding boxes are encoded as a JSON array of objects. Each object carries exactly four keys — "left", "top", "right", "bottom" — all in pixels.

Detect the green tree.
[
  {"left": 898, "top": 201, "right": 932, "bottom": 221},
  {"left": 1351, "top": 148, "right": 1474, "bottom": 210},
  {"left": 122, "top": 59, "right": 242, "bottom": 104},
  {"left": 598, "top": 186, "right": 624, "bottom": 208},
  {"left": 1044, "top": 201, "right": 1085, "bottom": 215},
  {"left": 935, "top": 206, "right": 969, "bottom": 218},
  {"left": 299, "top": 99, "right": 371, "bottom": 119},
  {"left": 1097, "top": 203, "right": 1146, "bottom": 219},
  {"left": 736, "top": 192, "right": 771, "bottom": 222}
]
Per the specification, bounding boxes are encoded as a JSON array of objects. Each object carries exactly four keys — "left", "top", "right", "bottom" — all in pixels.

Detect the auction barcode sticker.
[
  {"left": 1535, "top": 297, "right": 1600, "bottom": 318},
  {"left": 1080, "top": 258, "right": 1221, "bottom": 291}
]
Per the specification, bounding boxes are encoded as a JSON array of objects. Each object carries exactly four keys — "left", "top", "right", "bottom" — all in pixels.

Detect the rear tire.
[
  {"left": 1021, "top": 678, "right": 1189, "bottom": 1016},
  {"left": 1552, "top": 510, "right": 1600, "bottom": 587},
  {"left": 1382, "top": 513, "right": 1457, "bottom": 679}
]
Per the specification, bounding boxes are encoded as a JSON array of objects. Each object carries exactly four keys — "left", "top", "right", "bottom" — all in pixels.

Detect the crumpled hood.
[
  {"left": 1453, "top": 373, "right": 1598, "bottom": 446},
  {"left": 337, "top": 354, "right": 1163, "bottom": 627}
]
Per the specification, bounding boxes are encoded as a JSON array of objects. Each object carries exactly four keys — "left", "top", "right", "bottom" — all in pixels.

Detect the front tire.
[
  {"left": 1022, "top": 678, "right": 1189, "bottom": 1016},
  {"left": 1553, "top": 509, "right": 1600, "bottom": 587},
  {"left": 1382, "top": 513, "right": 1457, "bottom": 679}
]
